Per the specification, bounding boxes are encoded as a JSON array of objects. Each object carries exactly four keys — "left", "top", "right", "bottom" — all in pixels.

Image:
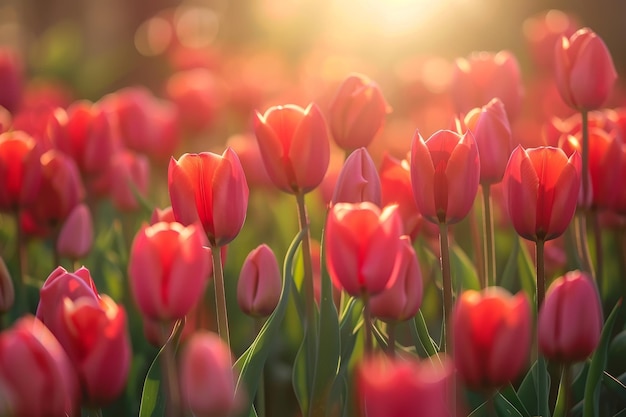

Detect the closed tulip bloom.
[
  {"left": 554, "top": 28, "right": 617, "bottom": 111},
  {"left": 0, "top": 48, "right": 23, "bottom": 113},
  {"left": 168, "top": 148, "right": 249, "bottom": 246},
  {"left": 0, "top": 131, "right": 42, "bottom": 212},
  {"left": 180, "top": 331, "right": 237, "bottom": 417},
  {"left": 128, "top": 222, "right": 212, "bottom": 321},
  {"left": 237, "top": 244, "right": 282, "bottom": 317},
  {"left": 587, "top": 128, "right": 622, "bottom": 209},
  {"left": 0, "top": 256, "right": 14, "bottom": 313},
  {"left": 57, "top": 204, "right": 93, "bottom": 260},
  {"left": 328, "top": 73, "right": 391, "bottom": 151},
  {"left": 503, "top": 146, "right": 581, "bottom": 242},
  {"left": 0, "top": 316, "right": 79, "bottom": 417},
  {"left": 453, "top": 288, "right": 532, "bottom": 389},
  {"left": 370, "top": 236, "right": 423, "bottom": 322},
  {"left": 410, "top": 129, "right": 480, "bottom": 225},
  {"left": 331, "top": 147, "right": 382, "bottom": 206},
  {"left": 253, "top": 103, "right": 330, "bottom": 194},
  {"left": 539, "top": 271, "right": 602, "bottom": 363},
  {"left": 324, "top": 202, "right": 403, "bottom": 296},
  {"left": 462, "top": 98, "right": 514, "bottom": 185}
]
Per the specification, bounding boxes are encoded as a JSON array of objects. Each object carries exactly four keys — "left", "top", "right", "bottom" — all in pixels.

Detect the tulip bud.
[
  {"left": 128, "top": 222, "right": 212, "bottom": 321},
  {"left": 453, "top": 288, "right": 532, "bottom": 390},
  {"left": 0, "top": 130, "right": 42, "bottom": 212},
  {"left": 324, "top": 202, "right": 403, "bottom": 297},
  {"left": 539, "top": 271, "right": 602, "bottom": 363},
  {"left": 180, "top": 331, "right": 237, "bottom": 417},
  {"left": 410, "top": 129, "right": 480, "bottom": 225},
  {"left": 253, "top": 103, "right": 330, "bottom": 194},
  {"left": 0, "top": 47, "right": 23, "bottom": 113},
  {"left": 331, "top": 147, "right": 382, "bottom": 206},
  {"left": 57, "top": 204, "right": 93, "bottom": 260},
  {"left": 370, "top": 236, "right": 423, "bottom": 322},
  {"left": 237, "top": 244, "right": 281, "bottom": 317},
  {"left": 554, "top": 28, "right": 617, "bottom": 111},
  {"left": 328, "top": 73, "right": 390, "bottom": 151},
  {"left": 0, "top": 256, "right": 14, "bottom": 313},
  {"left": 168, "top": 148, "right": 249, "bottom": 247}
]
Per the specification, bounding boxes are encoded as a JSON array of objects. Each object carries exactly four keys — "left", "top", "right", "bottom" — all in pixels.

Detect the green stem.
[
  {"left": 482, "top": 184, "right": 496, "bottom": 288},
  {"left": 255, "top": 318, "right": 266, "bottom": 417},
  {"left": 536, "top": 239, "right": 545, "bottom": 308},
  {"left": 581, "top": 110, "right": 590, "bottom": 208},
  {"left": 160, "top": 323, "right": 181, "bottom": 417},
  {"left": 362, "top": 292, "right": 373, "bottom": 355},
  {"left": 438, "top": 222, "right": 452, "bottom": 353},
  {"left": 386, "top": 322, "right": 396, "bottom": 357},
  {"left": 212, "top": 245, "right": 230, "bottom": 349},
  {"left": 555, "top": 365, "right": 572, "bottom": 417},
  {"left": 575, "top": 213, "right": 594, "bottom": 277},
  {"left": 470, "top": 204, "right": 485, "bottom": 288},
  {"left": 487, "top": 392, "right": 497, "bottom": 417},
  {"left": 591, "top": 209, "right": 603, "bottom": 294},
  {"left": 295, "top": 192, "right": 315, "bottom": 329}
]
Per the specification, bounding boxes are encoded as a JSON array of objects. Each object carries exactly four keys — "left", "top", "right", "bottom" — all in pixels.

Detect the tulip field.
[{"left": 2, "top": 2, "right": 626, "bottom": 417}]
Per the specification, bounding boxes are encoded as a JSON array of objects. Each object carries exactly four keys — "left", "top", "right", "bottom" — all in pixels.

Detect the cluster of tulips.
[{"left": 1, "top": 6, "right": 626, "bottom": 417}]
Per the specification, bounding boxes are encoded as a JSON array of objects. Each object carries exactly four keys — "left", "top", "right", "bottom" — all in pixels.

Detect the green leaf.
[
  {"left": 494, "top": 391, "right": 525, "bottom": 417},
  {"left": 138, "top": 318, "right": 185, "bottom": 417},
  {"left": 601, "top": 371, "right": 626, "bottom": 404},
  {"left": 517, "top": 358, "right": 551, "bottom": 417},
  {"left": 499, "top": 384, "right": 531, "bottom": 417},
  {"left": 500, "top": 233, "right": 520, "bottom": 292},
  {"left": 234, "top": 229, "right": 306, "bottom": 417},
  {"left": 517, "top": 238, "right": 537, "bottom": 303},
  {"left": 450, "top": 243, "right": 480, "bottom": 292},
  {"left": 338, "top": 297, "right": 362, "bottom": 374},
  {"left": 409, "top": 310, "right": 440, "bottom": 361},
  {"left": 583, "top": 299, "right": 623, "bottom": 417}
]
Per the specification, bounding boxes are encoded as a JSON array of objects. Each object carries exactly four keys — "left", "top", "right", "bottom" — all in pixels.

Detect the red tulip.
[
  {"left": 253, "top": 103, "right": 330, "bottom": 194},
  {"left": 331, "top": 147, "right": 382, "bottom": 206},
  {"left": 370, "top": 236, "right": 423, "bottom": 322},
  {"left": 503, "top": 146, "right": 581, "bottom": 242},
  {"left": 150, "top": 206, "right": 177, "bottom": 224},
  {"left": 324, "top": 202, "right": 403, "bottom": 297},
  {"left": 462, "top": 98, "right": 513, "bottom": 185},
  {"left": 539, "top": 270, "right": 602, "bottom": 363},
  {"left": 0, "top": 47, "right": 23, "bottom": 113},
  {"left": 128, "top": 222, "right": 212, "bottom": 321},
  {"left": 168, "top": 148, "right": 249, "bottom": 246},
  {"left": 57, "top": 204, "right": 93, "bottom": 260},
  {"left": 0, "top": 316, "right": 79, "bottom": 417},
  {"left": 453, "top": 288, "right": 532, "bottom": 389},
  {"left": 410, "top": 129, "right": 480, "bottom": 225},
  {"left": 554, "top": 28, "right": 617, "bottom": 111},
  {"left": 328, "top": 73, "right": 390, "bottom": 151},
  {"left": 0, "top": 130, "right": 42, "bottom": 212},
  {"left": 237, "top": 244, "right": 282, "bottom": 317}
]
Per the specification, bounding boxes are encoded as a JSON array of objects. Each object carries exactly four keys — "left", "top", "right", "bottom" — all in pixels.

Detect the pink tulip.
[
  {"left": 237, "top": 244, "right": 282, "bottom": 317},
  {"left": 0, "top": 47, "right": 23, "bottom": 113},
  {"left": 331, "top": 147, "right": 382, "bottom": 206},
  {"left": 57, "top": 203, "right": 93, "bottom": 260},
  {"left": 150, "top": 206, "right": 177, "bottom": 224},
  {"left": 0, "top": 130, "right": 42, "bottom": 212},
  {"left": 109, "top": 150, "right": 150, "bottom": 212}
]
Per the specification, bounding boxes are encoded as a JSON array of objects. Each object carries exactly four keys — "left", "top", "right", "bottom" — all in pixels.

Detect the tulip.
[
  {"left": 0, "top": 316, "right": 79, "bottom": 417},
  {"left": 180, "top": 331, "right": 237, "bottom": 417},
  {"left": 109, "top": 150, "right": 150, "bottom": 212},
  {"left": 0, "top": 256, "right": 14, "bottom": 313},
  {"left": 453, "top": 288, "right": 532, "bottom": 389},
  {"left": 502, "top": 146, "right": 581, "bottom": 242},
  {"left": 56, "top": 203, "right": 93, "bottom": 260},
  {"left": 379, "top": 153, "right": 422, "bottom": 239},
  {"left": 538, "top": 271, "right": 602, "bottom": 363},
  {"left": 253, "top": 103, "right": 330, "bottom": 194},
  {"left": 554, "top": 28, "right": 617, "bottom": 111},
  {"left": 166, "top": 68, "right": 220, "bottom": 134},
  {"left": 611, "top": 145, "right": 626, "bottom": 216},
  {"left": 462, "top": 98, "right": 513, "bottom": 185},
  {"left": 128, "top": 222, "right": 212, "bottom": 321},
  {"left": 0, "top": 130, "right": 42, "bottom": 212},
  {"left": 150, "top": 206, "right": 177, "bottom": 224},
  {"left": 331, "top": 147, "right": 382, "bottom": 206},
  {"left": 356, "top": 354, "right": 453, "bottom": 417},
  {"left": 451, "top": 50, "right": 523, "bottom": 120},
  {"left": 410, "top": 129, "right": 480, "bottom": 225},
  {"left": 0, "top": 47, "right": 23, "bottom": 113},
  {"left": 237, "top": 244, "right": 282, "bottom": 317},
  {"left": 324, "top": 202, "right": 403, "bottom": 297},
  {"left": 370, "top": 236, "right": 423, "bottom": 322},
  {"left": 168, "top": 148, "right": 249, "bottom": 247},
  {"left": 226, "top": 133, "right": 274, "bottom": 191},
  {"left": 328, "top": 73, "right": 390, "bottom": 151}
]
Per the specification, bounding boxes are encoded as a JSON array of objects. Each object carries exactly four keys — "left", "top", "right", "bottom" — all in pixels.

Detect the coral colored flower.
[
  {"left": 503, "top": 146, "right": 581, "bottom": 242},
  {"left": 57, "top": 204, "right": 93, "bottom": 260},
  {"left": 356, "top": 354, "right": 453, "bottom": 417},
  {"left": 462, "top": 98, "right": 513, "bottom": 185},
  {"left": 0, "top": 130, "right": 42, "bottom": 212},
  {"left": 253, "top": 103, "right": 330, "bottom": 194},
  {"left": 128, "top": 222, "right": 212, "bottom": 321},
  {"left": 331, "top": 147, "right": 382, "bottom": 206},
  {"left": 370, "top": 236, "right": 423, "bottom": 322},
  {"left": 324, "top": 202, "right": 403, "bottom": 297},
  {"left": 237, "top": 244, "right": 282, "bottom": 317},
  {"left": 180, "top": 331, "right": 238, "bottom": 417},
  {"left": 539, "top": 271, "right": 602, "bottom": 363},
  {"left": 168, "top": 148, "right": 249, "bottom": 246},
  {"left": 328, "top": 73, "right": 390, "bottom": 151},
  {"left": 0, "top": 316, "right": 79, "bottom": 417},
  {"left": 554, "top": 28, "right": 617, "bottom": 111},
  {"left": 453, "top": 288, "right": 532, "bottom": 389},
  {"left": 451, "top": 51, "right": 523, "bottom": 119},
  {"left": 410, "top": 129, "right": 480, "bottom": 225}
]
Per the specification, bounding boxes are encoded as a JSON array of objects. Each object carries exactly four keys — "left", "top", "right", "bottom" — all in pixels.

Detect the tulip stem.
[
  {"left": 536, "top": 239, "right": 545, "bottom": 307},
  {"left": 362, "top": 292, "right": 373, "bottom": 355},
  {"left": 160, "top": 323, "right": 182, "bottom": 417},
  {"left": 295, "top": 192, "right": 315, "bottom": 329},
  {"left": 576, "top": 109, "right": 596, "bottom": 278},
  {"left": 482, "top": 184, "right": 496, "bottom": 288},
  {"left": 555, "top": 365, "right": 572, "bottom": 417},
  {"left": 255, "top": 318, "right": 267, "bottom": 417},
  {"left": 438, "top": 222, "right": 452, "bottom": 353},
  {"left": 581, "top": 110, "right": 590, "bottom": 209},
  {"left": 14, "top": 210, "right": 27, "bottom": 314},
  {"left": 591, "top": 209, "right": 604, "bottom": 294},
  {"left": 212, "top": 245, "right": 231, "bottom": 349}
]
